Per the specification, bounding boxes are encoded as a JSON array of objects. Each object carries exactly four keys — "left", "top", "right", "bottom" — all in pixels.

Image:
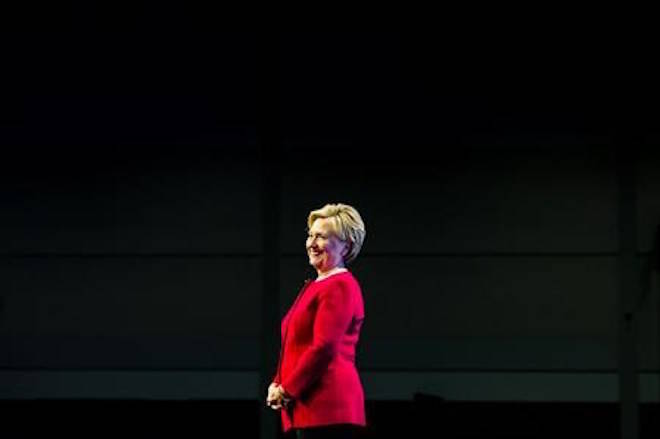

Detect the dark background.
[{"left": 1, "top": 9, "right": 659, "bottom": 438}]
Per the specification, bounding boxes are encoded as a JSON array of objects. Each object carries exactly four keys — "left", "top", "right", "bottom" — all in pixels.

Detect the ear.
[{"left": 342, "top": 241, "right": 352, "bottom": 257}]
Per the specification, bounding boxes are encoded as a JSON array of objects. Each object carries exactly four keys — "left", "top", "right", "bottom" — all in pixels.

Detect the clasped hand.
[{"left": 266, "top": 382, "right": 292, "bottom": 410}]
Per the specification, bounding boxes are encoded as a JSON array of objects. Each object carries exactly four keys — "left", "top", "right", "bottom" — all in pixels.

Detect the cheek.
[{"left": 328, "top": 244, "right": 342, "bottom": 258}]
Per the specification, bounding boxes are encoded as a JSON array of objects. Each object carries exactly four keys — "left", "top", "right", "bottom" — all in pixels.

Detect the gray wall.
[
  {"left": 1, "top": 29, "right": 659, "bottom": 402},
  {"left": 2, "top": 145, "right": 659, "bottom": 401}
]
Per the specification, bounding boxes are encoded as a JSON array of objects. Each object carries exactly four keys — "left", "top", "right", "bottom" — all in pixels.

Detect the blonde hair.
[{"left": 307, "top": 203, "right": 366, "bottom": 265}]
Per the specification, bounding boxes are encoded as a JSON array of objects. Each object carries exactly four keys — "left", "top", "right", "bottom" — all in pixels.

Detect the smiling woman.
[
  {"left": 306, "top": 204, "right": 365, "bottom": 280},
  {"left": 267, "top": 203, "right": 367, "bottom": 439}
]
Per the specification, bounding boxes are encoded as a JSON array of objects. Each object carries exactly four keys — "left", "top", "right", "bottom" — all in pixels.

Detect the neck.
[{"left": 316, "top": 265, "right": 347, "bottom": 279}]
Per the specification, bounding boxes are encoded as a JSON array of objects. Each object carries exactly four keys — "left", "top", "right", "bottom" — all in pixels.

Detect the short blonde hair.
[{"left": 307, "top": 203, "right": 366, "bottom": 265}]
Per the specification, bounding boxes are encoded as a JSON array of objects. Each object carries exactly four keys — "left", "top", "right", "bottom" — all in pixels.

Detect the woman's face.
[{"left": 306, "top": 217, "right": 348, "bottom": 272}]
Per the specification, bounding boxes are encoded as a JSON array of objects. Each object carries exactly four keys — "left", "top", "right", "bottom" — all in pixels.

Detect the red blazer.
[{"left": 274, "top": 271, "right": 366, "bottom": 432}]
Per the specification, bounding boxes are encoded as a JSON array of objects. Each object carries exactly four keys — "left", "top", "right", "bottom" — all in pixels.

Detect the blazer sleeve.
[{"left": 281, "top": 280, "right": 354, "bottom": 400}]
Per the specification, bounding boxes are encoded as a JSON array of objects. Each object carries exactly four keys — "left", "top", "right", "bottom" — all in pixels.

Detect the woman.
[{"left": 267, "top": 203, "right": 367, "bottom": 439}]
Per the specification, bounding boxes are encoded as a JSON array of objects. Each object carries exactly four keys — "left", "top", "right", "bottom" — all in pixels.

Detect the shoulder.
[{"left": 319, "top": 272, "right": 361, "bottom": 296}]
